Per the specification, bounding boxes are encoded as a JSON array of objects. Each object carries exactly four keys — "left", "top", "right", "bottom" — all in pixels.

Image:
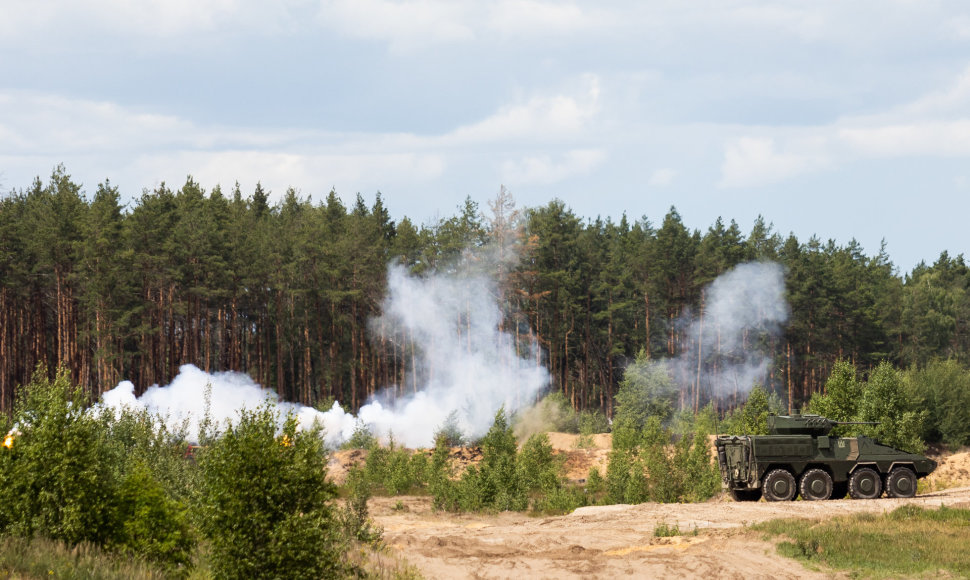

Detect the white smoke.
[
  {"left": 100, "top": 261, "right": 550, "bottom": 448},
  {"left": 666, "top": 261, "right": 789, "bottom": 402}
]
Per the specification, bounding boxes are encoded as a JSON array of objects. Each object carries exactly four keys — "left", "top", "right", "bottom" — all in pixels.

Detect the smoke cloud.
[
  {"left": 101, "top": 261, "right": 550, "bottom": 448},
  {"left": 664, "top": 261, "right": 789, "bottom": 403}
]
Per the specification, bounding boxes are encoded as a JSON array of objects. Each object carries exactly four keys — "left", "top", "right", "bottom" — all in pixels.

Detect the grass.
[
  {"left": 0, "top": 535, "right": 423, "bottom": 580},
  {"left": 752, "top": 504, "right": 970, "bottom": 578},
  {"left": 0, "top": 536, "right": 176, "bottom": 580}
]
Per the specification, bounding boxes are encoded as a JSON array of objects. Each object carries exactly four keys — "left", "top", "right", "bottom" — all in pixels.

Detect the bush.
[
  {"left": 0, "top": 366, "right": 120, "bottom": 546},
  {"left": 604, "top": 415, "right": 719, "bottom": 505},
  {"left": 465, "top": 407, "right": 526, "bottom": 511},
  {"left": 433, "top": 410, "right": 466, "bottom": 446},
  {"left": 113, "top": 460, "right": 193, "bottom": 573},
  {"left": 810, "top": 360, "right": 926, "bottom": 452},
  {"left": 197, "top": 405, "right": 348, "bottom": 579},
  {"left": 903, "top": 359, "right": 970, "bottom": 447},
  {"left": 428, "top": 435, "right": 460, "bottom": 512},
  {"left": 342, "top": 420, "right": 378, "bottom": 450},
  {"left": 724, "top": 385, "right": 772, "bottom": 435},
  {"left": 615, "top": 353, "right": 678, "bottom": 427}
]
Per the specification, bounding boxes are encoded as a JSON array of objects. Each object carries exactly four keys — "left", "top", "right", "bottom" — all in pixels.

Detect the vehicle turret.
[{"left": 767, "top": 413, "right": 878, "bottom": 436}]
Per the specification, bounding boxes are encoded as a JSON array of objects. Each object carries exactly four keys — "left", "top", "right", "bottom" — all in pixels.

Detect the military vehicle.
[{"left": 715, "top": 414, "right": 937, "bottom": 501}]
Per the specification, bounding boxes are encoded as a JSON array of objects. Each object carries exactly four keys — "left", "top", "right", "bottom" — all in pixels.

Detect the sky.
[{"left": 2, "top": 1, "right": 969, "bottom": 273}]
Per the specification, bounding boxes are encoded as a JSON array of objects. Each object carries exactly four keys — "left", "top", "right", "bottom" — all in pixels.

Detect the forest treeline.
[{"left": 2, "top": 165, "right": 969, "bottom": 415}]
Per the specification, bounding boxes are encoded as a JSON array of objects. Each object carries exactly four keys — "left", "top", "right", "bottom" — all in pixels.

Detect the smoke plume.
[
  {"left": 664, "top": 261, "right": 789, "bottom": 403},
  {"left": 101, "top": 261, "right": 549, "bottom": 448}
]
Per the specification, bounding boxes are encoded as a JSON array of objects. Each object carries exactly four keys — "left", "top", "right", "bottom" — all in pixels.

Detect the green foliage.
[
  {"left": 0, "top": 366, "right": 119, "bottom": 546},
  {"left": 428, "top": 435, "right": 460, "bottom": 512},
  {"left": 0, "top": 365, "right": 382, "bottom": 577},
  {"left": 903, "top": 359, "right": 970, "bottom": 447},
  {"left": 433, "top": 410, "right": 466, "bottom": 446},
  {"left": 427, "top": 410, "right": 588, "bottom": 515},
  {"left": 468, "top": 407, "right": 526, "bottom": 511},
  {"left": 858, "top": 362, "right": 926, "bottom": 452},
  {"left": 4, "top": 168, "right": 970, "bottom": 438},
  {"left": 615, "top": 354, "right": 678, "bottom": 426},
  {"left": 810, "top": 360, "right": 926, "bottom": 452},
  {"left": 357, "top": 437, "right": 431, "bottom": 496},
  {"left": 197, "top": 405, "right": 348, "bottom": 579},
  {"left": 578, "top": 408, "right": 610, "bottom": 435},
  {"left": 585, "top": 466, "right": 605, "bottom": 497},
  {"left": 341, "top": 466, "right": 381, "bottom": 544},
  {"left": 808, "top": 359, "right": 863, "bottom": 424},
  {"left": 517, "top": 433, "right": 561, "bottom": 494},
  {"left": 724, "top": 385, "right": 772, "bottom": 435},
  {"left": 604, "top": 416, "right": 719, "bottom": 505},
  {"left": 113, "top": 460, "right": 193, "bottom": 573},
  {"left": 653, "top": 522, "right": 681, "bottom": 537},
  {"left": 343, "top": 420, "right": 378, "bottom": 450}
]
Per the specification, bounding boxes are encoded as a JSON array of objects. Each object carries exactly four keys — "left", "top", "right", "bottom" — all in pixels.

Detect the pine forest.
[{"left": 2, "top": 166, "right": 968, "bottom": 419}]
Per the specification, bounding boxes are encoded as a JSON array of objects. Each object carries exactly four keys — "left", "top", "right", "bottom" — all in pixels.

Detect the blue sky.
[{"left": 2, "top": 1, "right": 969, "bottom": 273}]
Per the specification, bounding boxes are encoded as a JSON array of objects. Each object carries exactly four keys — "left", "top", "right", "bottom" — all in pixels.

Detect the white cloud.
[
  {"left": 488, "top": 0, "right": 607, "bottom": 36},
  {"left": 718, "top": 64, "right": 970, "bottom": 187},
  {"left": 838, "top": 121, "right": 970, "bottom": 158},
  {"left": 0, "top": 0, "right": 297, "bottom": 42},
  {"left": 133, "top": 150, "right": 445, "bottom": 195},
  {"left": 500, "top": 149, "right": 605, "bottom": 185},
  {"left": 0, "top": 91, "right": 194, "bottom": 154},
  {"left": 648, "top": 168, "right": 676, "bottom": 187},
  {"left": 719, "top": 136, "right": 830, "bottom": 188},
  {"left": 446, "top": 76, "right": 600, "bottom": 145},
  {"left": 316, "top": 0, "right": 477, "bottom": 52}
]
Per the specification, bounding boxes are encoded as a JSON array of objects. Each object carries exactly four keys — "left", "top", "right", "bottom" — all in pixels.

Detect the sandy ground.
[
  {"left": 371, "top": 487, "right": 970, "bottom": 580},
  {"left": 337, "top": 437, "right": 970, "bottom": 579}
]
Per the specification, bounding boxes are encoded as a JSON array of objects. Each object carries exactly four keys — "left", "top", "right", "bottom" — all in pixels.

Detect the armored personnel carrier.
[{"left": 715, "top": 414, "right": 937, "bottom": 501}]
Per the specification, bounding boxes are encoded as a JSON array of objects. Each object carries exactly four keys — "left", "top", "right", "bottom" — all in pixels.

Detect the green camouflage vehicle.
[{"left": 715, "top": 414, "right": 937, "bottom": 501}]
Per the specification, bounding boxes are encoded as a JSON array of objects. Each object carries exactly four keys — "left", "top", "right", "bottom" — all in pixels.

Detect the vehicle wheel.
[
  {"left": 763, "top": 469, "right": 797, "bottom": 502},
  {"left": 830, "top": 481, "right": 848, "bottom": 500},
  {"left": 848, "top": 467, "right": 882, "bottom": 499},
  {"left": 730, "top": 488, "right": 763, "bottom": 502},
  {"left": 885, "top": 467, "right": 917, "bottom": 498},
  {"left": 799, "top": 468, "right": 833, "bottom": 501}
]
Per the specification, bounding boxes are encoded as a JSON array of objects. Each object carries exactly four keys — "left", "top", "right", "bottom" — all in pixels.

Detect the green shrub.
[
  {"left": 197, "top": 405, "right": 348, "bottom": 579},
  {"left": 469, "top": 407, "right": 526, "bottom": 511},
  {"left": 578, "top": 408, "right": 610, "bottom": 435},
  {"left": 604, "top": 416, "right": 719, "bottom": 505},
  {"left": 341, "top": 466, "right": 381, "bottom": 544},
  {"left": 433, "top": 410, "right": 466, "bottom": 446},
  {"left": 428, "top": 435, "right": 460, "bottom": 511},
  {"left": 517, "top": 432, "right": 559, "bottom": 493},
  {"left": 811, "top": 360, "right": 926, "bottom": 452},
  {"left": 653, "top": 522, "right": 680, "bottom": 537},
  {"left": 0, "top": 366, "right": 120, "bottom": 546},
  {"left": 113, "top": 460, "right": 193, "bottom": 573},
  {"left": 586, "top": 466, "right": 605, "bottom": 497},
  {"left": 343, "top": 420, "right": 378, "bottom": 450}
]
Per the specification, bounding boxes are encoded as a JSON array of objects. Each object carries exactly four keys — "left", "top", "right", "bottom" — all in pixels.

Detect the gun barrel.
[{"left": 833, "top": 421, "right": 880, "bottom": 425}]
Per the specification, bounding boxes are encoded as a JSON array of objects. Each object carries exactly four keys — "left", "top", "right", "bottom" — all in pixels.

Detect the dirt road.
[{"left": 372, "top": 486, "right": 970, "bottom": 579}]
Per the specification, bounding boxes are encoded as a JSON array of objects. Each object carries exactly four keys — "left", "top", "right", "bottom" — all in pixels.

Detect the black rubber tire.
[
  {"left": 830, "top": 481, "right": 849, "bottom": 500},
  {"left": 848, "top": 467, "right": 883, "bottom": 499},
  {"left": 763, "top": 469, "right": 797, "bottom": 502},
  {"left": 730, "top": 488, "right": 763, "bottom": 502},
  {"left": 799, "top": 468, "right": 833, "bottom": 501},
  {"left": 885, "top": 467, "right": 917, "bottom": 498}
]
